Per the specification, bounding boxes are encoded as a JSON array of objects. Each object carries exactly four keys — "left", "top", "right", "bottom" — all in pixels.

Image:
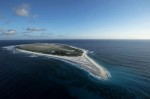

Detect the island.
[
  {"left": 16, "top": 43, "right": 110, "bottom": 80},
  {"left": 16, "top": 43, "right": 83, "bottom": 56}
]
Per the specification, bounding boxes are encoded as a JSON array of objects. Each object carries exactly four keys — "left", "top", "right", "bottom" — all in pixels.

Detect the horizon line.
[{"left": 1, "top": 38, "right": 150, "bottom": 41}]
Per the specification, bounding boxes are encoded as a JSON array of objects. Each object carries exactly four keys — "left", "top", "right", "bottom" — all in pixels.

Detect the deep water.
[{"left": 0, "top": 40, "right": 150, "bottom": 99}]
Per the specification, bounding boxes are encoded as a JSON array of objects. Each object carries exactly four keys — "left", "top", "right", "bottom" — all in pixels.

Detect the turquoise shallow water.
[{"left": 0, "top": 40, "right": 150, "bottom": 99}]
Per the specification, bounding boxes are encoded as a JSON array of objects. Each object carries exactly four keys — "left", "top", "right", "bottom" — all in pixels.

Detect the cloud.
[
  {"left": 1, "top": 29, "right": 16, "bottom": 35},
  {"left": 21, "top": 31, "right": 30, "bottom": 34},
  {"left": 23, "top": 34, "right": 48, "bottom": 38},
  {"left": 23, "top": 34, "right": 32, "bottom": 37},
  {"left": 26, "top": 27, "right": 46, "bottom": 32},
  {"left": 14, "top": 4, "right": 30, "bottom": 17},
  {"left": 14, "top": 4, "right": 38, "bottom": 18}
]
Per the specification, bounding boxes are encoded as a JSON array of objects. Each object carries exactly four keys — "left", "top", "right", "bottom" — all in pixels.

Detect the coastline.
[
  {"left": 83, "top": 50, "right": 111, "bottom": 78},
  {"left": 4, "top": 44, "right": 110, "bottom": 80}
]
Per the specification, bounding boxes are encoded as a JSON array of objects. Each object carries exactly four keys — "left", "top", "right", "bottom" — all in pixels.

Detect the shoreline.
[
  {"left": 3, "top": 44, "right": 111, "bottom": 80},
  {"left": 83, "top": 50, "right": 111, "bottom": 78}
]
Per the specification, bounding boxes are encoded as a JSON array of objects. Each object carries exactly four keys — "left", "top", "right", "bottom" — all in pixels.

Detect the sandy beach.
[{"left": 12, "top": 44, "right": 110, "bottom": 80}]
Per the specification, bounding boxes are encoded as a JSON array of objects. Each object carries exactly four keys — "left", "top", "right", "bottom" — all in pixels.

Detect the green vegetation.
[{"left": 16, "top": 43, "right": 83, "bottom": 56}]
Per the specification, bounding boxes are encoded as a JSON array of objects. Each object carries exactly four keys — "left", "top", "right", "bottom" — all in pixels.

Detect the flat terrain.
[
  {"left": 16, "top": 43, "right": 83, "bottom": 56},
  {"left": 15, "top": 43, "right": 110, "bottom": 79}
]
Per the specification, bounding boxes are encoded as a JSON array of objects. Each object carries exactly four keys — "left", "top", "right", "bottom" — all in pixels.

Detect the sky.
[{"left": 0, "top": 0, "right": 150, "bottom": 40}]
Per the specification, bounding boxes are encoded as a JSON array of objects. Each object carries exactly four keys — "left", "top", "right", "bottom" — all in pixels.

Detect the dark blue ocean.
[{"left": 0, "top": 40, "right": 150, "bottom": 99}]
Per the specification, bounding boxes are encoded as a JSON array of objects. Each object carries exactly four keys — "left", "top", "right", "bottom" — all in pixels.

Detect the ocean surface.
[{"left": 0, "top": 40, "right": 150, "bottom": 99}]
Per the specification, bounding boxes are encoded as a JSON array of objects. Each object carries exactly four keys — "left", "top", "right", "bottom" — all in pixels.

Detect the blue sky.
[{"left": 0, "top": 0, "right": 150, "bottom": 40}]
